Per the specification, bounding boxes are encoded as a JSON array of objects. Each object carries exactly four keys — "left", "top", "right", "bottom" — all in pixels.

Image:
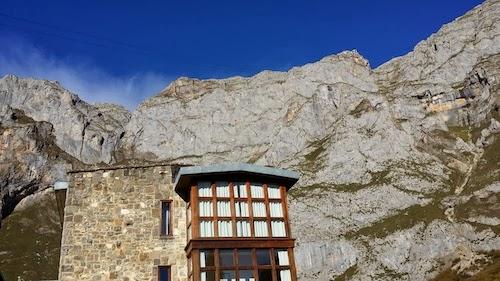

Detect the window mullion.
[
  {"left": 215, "top": 249, "right": 220, "bottom": 281},
  {"left": 252, "top": 249, "right": 258, "bottom": 281},
  {"left": 247, "top": 182, "right": 255, "bottom": 238},
  {"left": 270, "top": 248, "right": 278, "bottom": 281},
  {"left": 281, "top": 186, "right": 291, "bottom": 238},
  {"left": 264, "top": 184, "right": 272, "bottom": 237},
  {"left": 212, "top": 183, "right": 218, "bottom": 238},
  {"left": 229, "top": 182, "right": 236, "bottom": 238}
]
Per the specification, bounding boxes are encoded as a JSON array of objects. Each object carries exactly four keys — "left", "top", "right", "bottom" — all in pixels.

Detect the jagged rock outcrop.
[
  {"left": 0, "top": 105, "right": 76, "bottom": 224},
  {"left": 0, "top": 76, "right": 130, "bottom": 164},
  {"left": 0, "top": 0, "right": 499, "bottom": 280}
]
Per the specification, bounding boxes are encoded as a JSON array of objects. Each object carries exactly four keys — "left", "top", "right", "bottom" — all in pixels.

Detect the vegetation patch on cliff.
[
  {"left": 0, "top": 190, "right": 61, "bottom": 281},
  {"left": 430, "top": 250, "right": 500, "bottom": 281}
]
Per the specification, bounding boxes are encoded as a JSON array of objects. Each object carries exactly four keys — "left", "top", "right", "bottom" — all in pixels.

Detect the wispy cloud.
[{"left": 0, "top": 33, "right": 172, "bottom": 110}]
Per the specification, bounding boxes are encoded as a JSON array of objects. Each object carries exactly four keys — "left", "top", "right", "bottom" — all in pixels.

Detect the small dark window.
[
  {"left": 220, "top": 271, "right": 235, "bottom": 280},
  {"left": 219, "top": 249, "right": 234, "bottom": 266},
  {"left": 238, "top": 249, "right": 252, "bottom": 266},
  {"left": 258, "top": 269, "right": 273, "bottom": 281},
  {"left": 239, "top": 270, "right": 254, "bottom": 280},
  {"left": 158, "top": 266, "right": 170, "bottom": 281},
  {"left": 256, "top": 249, "right": 271, "bottom": 265},
  {"left": 201, "top": 271, "right": 216, "bottom": 281},
  {"left": 200, "top": 250, "right": 215, "bottom": 267},
  {"left": 161, "top": 201, "right": 172, "bottom": 236}
]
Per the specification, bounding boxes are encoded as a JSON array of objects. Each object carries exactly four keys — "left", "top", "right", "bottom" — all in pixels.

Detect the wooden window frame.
[
  {"left": 158, "top": 265, "right": 172, "bottom": 281},
  {"left": 187, "top": 179, "right": 297, "bottom": 281},
  {"left": 160, "top": 200, "right": 173, "bottom": 238},
  {"left": 191, "top": 181, "right": 290, "bottom": 239},
  {"left": 197, "top": 248, "right": 296, "bottom": 281}
]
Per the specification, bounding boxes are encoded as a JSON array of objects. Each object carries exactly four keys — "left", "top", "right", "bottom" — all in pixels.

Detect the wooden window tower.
[{"left": 174, "top": 163, "right": 299, "bottom": 281}]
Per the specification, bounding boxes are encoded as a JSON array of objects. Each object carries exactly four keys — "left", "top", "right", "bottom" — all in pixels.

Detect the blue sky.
[{"left": 0, "top": 0, "right": 483, "bottom": 109}]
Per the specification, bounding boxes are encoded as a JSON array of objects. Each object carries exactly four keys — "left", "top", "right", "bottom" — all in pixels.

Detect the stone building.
[{"left": 56, "top": 163, "right": 299, "bottom": 281}]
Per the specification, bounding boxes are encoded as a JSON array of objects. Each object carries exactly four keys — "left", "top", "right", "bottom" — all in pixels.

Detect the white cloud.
[{"left": 0, "top": 33, "right": 172, "bottom": 110}]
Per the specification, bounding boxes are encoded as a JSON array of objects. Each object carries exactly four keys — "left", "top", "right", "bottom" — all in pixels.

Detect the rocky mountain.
[
  {"left": 0, "top": 75, "right": 130, "bottom": 164},
  {"left": 1, "top": 0, "right": 499, "bottom": 280}
]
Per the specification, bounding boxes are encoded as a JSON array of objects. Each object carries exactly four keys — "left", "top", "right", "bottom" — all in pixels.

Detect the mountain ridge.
[{"left": 0, "top": 0, "right": 499, "bottom": 280}]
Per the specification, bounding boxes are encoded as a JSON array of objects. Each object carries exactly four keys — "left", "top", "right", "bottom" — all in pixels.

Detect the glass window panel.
[
  {"left": 159, "top": 266, "right": 170, "bottom": 281},
  {"left": 268, "top": 185, "right": 281, "bottom": 199},
  {"left": 198, "top": 182, "right": 212, "bottom": 197},
  {"left": 199, "top": 201, "right": 213, "bottom": 217},
  {"left": 258, "top": 269, "right": 272, "bottom": 281},
  {"left": 217, "top": 220, "right": 233, "bottom": 237},
  {"left": 252, "top": 202, "right": 266, "bottom": 217},
  {"left": 277, "top": 270, "right": 291, "bottom": 281},
  {"left": 236, "top": 221, "right": 251, "bottom": 237},
  {"left": 161, "top": 201, "right": 170, "bottom": 236},
  {"left": 269, "top": 202, "right": 283, "bottom": 218},
  {"left": 274, "top": 249, "right": 289, "bottom": 266},
  {"left": 250, "top": 184, "right": 264, "bottom": 198},
  {"left": 201, "top": 271, "right": 215, "bottom": 281},
  {"left": 200, "top": 221, "right": 214, "bottom": 237},
  {"left": 220, "top": 270, "right": 235, "bottom": 281},
  {"left": 237, "top": 249, "right": 252, "bottom": 266},
  {"left": 235, "top": 202, "right": 249, "bottom": 217},
  {"left": 217, "top": 201, "right": 231, "bottom": 217},
  {"left": 256, "top": 249, "right": 271, "bottom": 265},
  {"left": 200, "top": 250, "right": 215, "bottom": 267},
  {"left": 216, "top": 182, "right": 230, "bottom": 197},
  {"left": 253, "top": 221, "right": 268, "bottom": 237},
  {"left": 271, "top": 220, "right": 286, "bottom": 237},
  {"left": 233, "top": 182, "right": 247, "bottom": 198},
  {"left": 219, "top": 249, "right": 234, "bottom": 267},
  {"left": 239, "top": 270, "right": 254, "bottom": 281}
]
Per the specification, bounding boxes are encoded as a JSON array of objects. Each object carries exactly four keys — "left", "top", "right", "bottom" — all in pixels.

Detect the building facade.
[{"left": 57, "top": 163, "right": 299, "bottom": 281}]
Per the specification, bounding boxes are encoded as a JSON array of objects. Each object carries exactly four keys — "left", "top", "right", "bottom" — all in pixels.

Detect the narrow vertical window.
[
  {"left": 254, "top": 221, "right": 268, "bottom": 237},
  {"left": 217, "top": 220, "right": 233, "bottom": 237},
  {"left": 233, "top": 182, "right": 247, "bottom": 198},
  {"left": 271, "top": 220, "right": 286, "bottom": 237},
  {"left": 236, "top": 221, "right": 251, "bottom": 237},
  {"left": 161, "top": 201, "right": 172, "bottom": 236},
  {"left": 268, "top": 185, "right": 281, "bottom": 199},
  {"left": 235, "top": 202, "right": 249, "bottom": 217},
  {"left": 216, "top": 182, "right": 230, "bottom": 197},
  {"left": 200, "top": 221, "right": 214, "bottom": 237},
  {"left": 199, "top": 201, "right": 213, "bottom": 217},
  {"left": 158, "top": 266, "right": 170, "bottom": 281},
  {"left": 252, "top": 202, "right": 266, "bottom": 217},
  {"left": 277, "top": 270, "right": 292, "bottom": 281},
  {"left": 198, "top": 182, "right": 213, "bottom": 197},
  {"left": 200, "top": 271, "right": 215, "bottom": 281},
  {"left": 250, "top": 184, "right": 264, "bottom": 198},
  {"left": 216, "top": 201, "right": 231, "bottom": 217},
  {"left": 274, "top": 249, "right": 290, "bottom": 267},
  {"left": 269, "top": 202, "right": 283, "bottom": 217},
  {"left": 200, "top": 250, "right": 215, "bottom": 267}
]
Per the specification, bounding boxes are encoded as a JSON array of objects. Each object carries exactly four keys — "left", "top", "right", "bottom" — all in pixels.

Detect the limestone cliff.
[
  {"left": 0, "top": 0, "right": 499, "bottom": 280},
  {"left": 0, "top": 76, "right": 130, "bottom": 164}
]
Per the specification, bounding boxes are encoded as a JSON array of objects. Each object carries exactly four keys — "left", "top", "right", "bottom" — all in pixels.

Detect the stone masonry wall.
[{"left": 58, "top": 165, "right": 187, "bottom": 281}]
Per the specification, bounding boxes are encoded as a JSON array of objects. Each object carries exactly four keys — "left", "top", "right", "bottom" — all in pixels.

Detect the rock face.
[
  {"left": 1, "top": 0, "right": 500, "bottom": 280},
  {"left": 0, "top": 76, "right": 130, "bottom": 164},
  {"left": 0, "top": 105, "right": 75, "bottom": 224}
]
